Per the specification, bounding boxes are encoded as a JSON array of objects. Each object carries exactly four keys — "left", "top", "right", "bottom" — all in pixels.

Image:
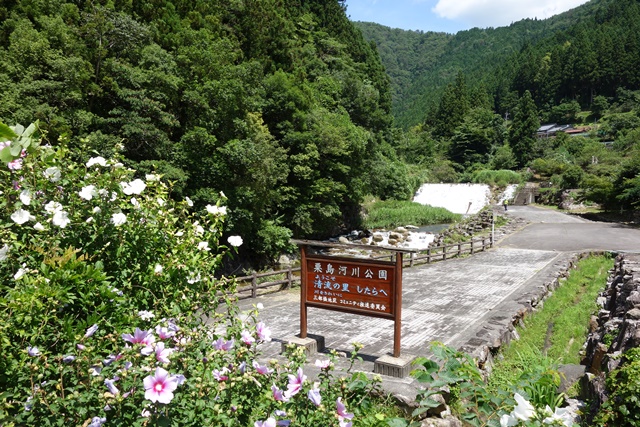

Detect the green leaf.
[
  {"left": 411, "top": 371, "right": 434, "bottom": 382},
  {"left": 0, "top": 146, "right": 13, "bottom": 163},
  {"left": 9, "top": 142, "right": 22, "bottom": 157},
  {"left": 0, "top": 122, "right": 17, "bottom": 140},
  {"left": 386, "top": 417, "right": 410, "bottom": 427},
  {"left": 411, "top": 406, "right": 430, "bottom": 417},
  {"left": 419, "top": 397, "right": 443, "bottom": 408},
  {"left": 22, "top": 122, "right": 37, "bottom": 138}
]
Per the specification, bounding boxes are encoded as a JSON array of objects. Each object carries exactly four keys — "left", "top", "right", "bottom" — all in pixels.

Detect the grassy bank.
[
  {"left": 488, "top": 255, "right": 613, "bottom": 394},
  {"left": 362, "top": 199, "right": 461, "bottom": 230},
  {"left": 471, "top": 169, "right": 523, "bottom": 186}
]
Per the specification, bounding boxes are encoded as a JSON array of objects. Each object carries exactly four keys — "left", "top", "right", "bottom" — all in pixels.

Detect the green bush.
[
  {"left": 367, "top": 157, "right": 415, "bottom": 201},
  {"left": 255, "top": 219, "right": 295, "bottom": 264},
  {"left": 489, "top": 144, "right": 517, "bottom": 170},
  {"left": 530, "top": 158, "right": 566, "bottom": 177},
  {"left": 559, "top": 165, "right": 585, "bottom": 189},
  {"left": 428, "top": 160, "right": 460, "bottom": 183},
  {"left": 471, "top": 169, "right": 523, "bottom": 186},
  {"left": 594, "top": 347, "right": 640, "bottom": 427}
]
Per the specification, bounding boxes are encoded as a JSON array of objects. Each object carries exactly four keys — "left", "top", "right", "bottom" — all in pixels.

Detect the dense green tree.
[
  {"left": 509, "top": 90, "right": 540, "bottom": 167},
  {"left": 0, "top": 0, "right": 396, "bottom": 268},
  {"left": 591, "top": 95, "right": 609, "bottom": 120},
  {"left": 449, "top": 108, "right": 505, "bottom": 167},
  {"left": 549, "top": 100, "right": 581, "bottom": 125},
  {"left": 490, "top": 143, "right": 517, "bottom": 170},
  {"left": 431, "top": 72, "right": 470, "bottom": 139}
]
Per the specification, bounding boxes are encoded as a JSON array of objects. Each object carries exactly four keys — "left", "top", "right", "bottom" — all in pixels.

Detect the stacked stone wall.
[{"left": 580, "top": 253, "right": 640, "bottom": 420}]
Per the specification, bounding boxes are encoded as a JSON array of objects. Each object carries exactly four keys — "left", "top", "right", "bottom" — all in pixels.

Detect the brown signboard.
[
  {"left": 294, "top": 240, "right": 405, "bottom": 357},
  {"left": 304, "top": 255, "right": 396, "bottom": 319}
]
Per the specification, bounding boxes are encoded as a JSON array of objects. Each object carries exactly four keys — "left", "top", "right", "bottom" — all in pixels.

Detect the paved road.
[
  {"left": 499, "top": 205, "right": 640, "bottom": 252},
  {"left": 235, "top": 205, "right": 640, "bottom": 396}
]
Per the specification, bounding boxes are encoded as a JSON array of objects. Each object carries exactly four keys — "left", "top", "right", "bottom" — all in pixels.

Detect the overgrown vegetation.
[
  {"left": 594, "top": 347, "right": 640, "bottom": 427},
  {"left": 362, "top": 199, "right": 461, "bottom": 230},
  {"left": 470, "top": 170, "right": 523, "bottom": 187}
]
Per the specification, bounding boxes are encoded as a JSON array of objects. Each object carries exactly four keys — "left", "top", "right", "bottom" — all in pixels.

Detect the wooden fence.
[{"left": 235, "top": 236, "right": 493, "bottom": 299}]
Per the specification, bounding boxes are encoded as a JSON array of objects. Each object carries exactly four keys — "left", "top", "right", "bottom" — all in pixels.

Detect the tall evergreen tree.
[
  {"left": 509, "top": 90, "right": 540, "bottom": 167},
  {"left": 431, "top": 71, "right": 469, "bottom": 139},
  {"left": 449, "top": 107, "right": 505, "bottom": 167}
]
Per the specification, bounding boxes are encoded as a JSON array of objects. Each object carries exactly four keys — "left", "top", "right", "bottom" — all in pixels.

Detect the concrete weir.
[{"left": 412, "top": 183, "right": 517, "bottom": 215}]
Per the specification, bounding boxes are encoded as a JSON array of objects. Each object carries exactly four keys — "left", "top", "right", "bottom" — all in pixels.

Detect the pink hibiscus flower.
[
  {"left": 213, "top": 337, "right": 234, "bottom": 351},
  {"left": 254, "top": 418, "right": 276, "bottom": 427},
  {"left": 122, "top": 328, "right": 155, "bottom": 346},
  {"left": 336, "top": 397, "right": 354, "bottom": 421},
  {"left": 271, "top": 384, "right": 289, "bottom": 402},
  {"left": 284, "top": 367, "right": 306, "bottom": 398},
  {"left": 143, "top": 367, "right": 179, "bottom": 404},
  {"left": 252, "top": 360, "right": 273, "bottom": 375},
  {"left": 256, "top": 322, "right": 271, "bottom": 342},
  {"left": 241, "top": 330, "right": 255, "bottom": 346}
]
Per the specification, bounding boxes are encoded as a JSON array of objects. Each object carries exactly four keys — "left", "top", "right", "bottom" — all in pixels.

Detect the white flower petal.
[
  {"left": 111, "top": 212, "right": 127, "bottom": 226},
  {"left": 227, "top": 235, "right": 243, "bottom": 247},
  {"left": 11, "top": 209, "right": 32, "bottom": 225},
  {"left": 19, "top": 190, "right": 32, "bottom": 205},
  {"left": 86, "top": 156, "right": 107, "bottom": 167}
]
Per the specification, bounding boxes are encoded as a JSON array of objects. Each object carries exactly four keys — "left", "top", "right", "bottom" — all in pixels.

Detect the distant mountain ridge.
[{"left": 355, "top": 0, "right": 623, "bottom": 128}]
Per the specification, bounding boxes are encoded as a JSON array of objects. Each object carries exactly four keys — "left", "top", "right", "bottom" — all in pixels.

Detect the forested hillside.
[
  {"left": 0, "top": 0, "right": 410, "bottom": 265},
  {"left": 356, "top": 0, "right": 632, "bottom": 129},
  {"left": 357, "top": 0, "right": 640, "bottom": 217}
]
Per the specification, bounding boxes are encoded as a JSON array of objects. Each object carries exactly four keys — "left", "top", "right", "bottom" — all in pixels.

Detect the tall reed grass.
[{"left": 363, "top": 200, "right": 461, "bottom": 230}]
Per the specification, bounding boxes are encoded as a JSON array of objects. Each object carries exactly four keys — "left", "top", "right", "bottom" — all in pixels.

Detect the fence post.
[
  {"left": 470, "top": 240, "right": 474, "bottom": 255},
  {"left": 457, "top": 243, "right": 461, "bottom": 256},
  {"left": 443, "top": 245, "right": 447, "bottom": 260},
  {"left": 286, "top": 266, "right": 292, "bottom": 289},
  {"left": 410, "top": 253, "right": 415, "bottom": 267},
  {"left": 427, "top": 248, "right": 431, "bottom": 263},
  {"left": 251, "top": 273, "right": 257, "bottom": 298}
]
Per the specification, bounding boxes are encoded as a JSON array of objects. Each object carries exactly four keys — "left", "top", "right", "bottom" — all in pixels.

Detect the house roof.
[{"left": 537, "top": 123, "right": 573, "bottom": 134}]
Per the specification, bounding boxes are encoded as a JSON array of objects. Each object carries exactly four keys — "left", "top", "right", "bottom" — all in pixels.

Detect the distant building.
[{"left": 536, "top": 123, "right": 591, "bottom": 138}]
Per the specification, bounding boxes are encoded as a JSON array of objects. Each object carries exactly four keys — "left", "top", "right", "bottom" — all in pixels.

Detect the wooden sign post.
[{"left": 296, "top": 241, "right": 405, "bottom": 358}]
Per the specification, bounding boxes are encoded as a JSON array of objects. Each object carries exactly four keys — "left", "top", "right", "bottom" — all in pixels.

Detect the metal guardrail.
[{"left": 234, "top": 236, "right": 493, "bottom": 299}]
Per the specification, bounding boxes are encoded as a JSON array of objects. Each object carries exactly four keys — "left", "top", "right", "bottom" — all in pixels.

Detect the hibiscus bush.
[
  {"left": 391, "top": 343, "right": 573, "bottom": 427},
  {"left": 0, "top": 122, "right": 389, "bottom": 426}
]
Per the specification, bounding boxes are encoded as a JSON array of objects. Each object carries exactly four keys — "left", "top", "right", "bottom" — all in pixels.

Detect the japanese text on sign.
[{"left": 304, "top": 255, "right": 396, "bottom": 317}]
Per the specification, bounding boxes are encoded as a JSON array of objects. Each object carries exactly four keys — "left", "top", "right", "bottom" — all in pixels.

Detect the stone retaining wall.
[
  {"left": 429, "top": 208, "right": 526, "bottom": 248},
  {"left": 580, "top": 253, "right": 640, "bottom": 421}
]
